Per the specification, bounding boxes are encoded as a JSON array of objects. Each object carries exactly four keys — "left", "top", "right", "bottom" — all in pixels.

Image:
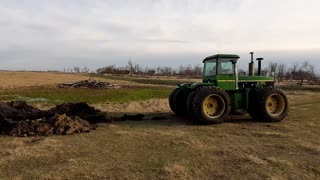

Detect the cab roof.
[{"left": 203, "top": 54, "right": 240, "bottom": 62}]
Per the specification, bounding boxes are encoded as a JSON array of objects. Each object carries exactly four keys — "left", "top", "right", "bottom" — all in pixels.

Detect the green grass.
[
  {"left": 0, "top": 87, "right": 172, "bottom": 104},
  {"left": 1, "top": 91, "right": 320, "bottom": 179},
  {"left": 91, "top": 74, "right": 195, "bottom": 86},
  {"left": 0, "top": 87, "right": 320, "bottom": 179}
]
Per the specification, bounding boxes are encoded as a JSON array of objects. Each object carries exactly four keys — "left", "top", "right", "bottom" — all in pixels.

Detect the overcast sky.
[{"left": 0, "top": 0, "right": 319, "bottom": 71}]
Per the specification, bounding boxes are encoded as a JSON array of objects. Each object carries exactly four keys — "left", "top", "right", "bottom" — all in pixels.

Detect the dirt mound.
[
  {"left": 7, "top": 114, "right": 94, "bottom": 137},
  {"left": 0, "top": 101, "right": 44, "bottom": 121},
  {"left": 46, "top": 102, "right": 109, "bottom": 124},
  {"left": 0, "top": 101, "right": 168, "bottom": 137},
  {"left": 57, "top": 80, "right": 120, "bottom": 89},
  {"left": 0, "top": 101, "right": 108, "bottom": 137}
]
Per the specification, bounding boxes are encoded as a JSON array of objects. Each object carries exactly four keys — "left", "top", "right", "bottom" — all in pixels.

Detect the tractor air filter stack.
[
  {"left": 249, "top": 52, "right": 254, "bottom": 76},
  {"left": 256, "top": 57, "right": 264, "bottom": 76}
]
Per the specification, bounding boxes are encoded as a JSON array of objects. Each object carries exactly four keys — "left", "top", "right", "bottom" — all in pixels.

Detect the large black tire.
[
  {"left": 189, "top": 87, "right": 231, "bottom": 124},
  {"left": 169, "top": 88, "right": 179, "bottom": 113},
  {"left": 185, "top": 89, "right": 198, "bottom": 124},
  {"left": 168, "top": 88, "right": 188, "bottom": 115},
  {"left": 248, "top": 87, "right": 260, "bottom": 119},
  {"left": 248, "top": 87, "right": 288, "bottom": 122}
]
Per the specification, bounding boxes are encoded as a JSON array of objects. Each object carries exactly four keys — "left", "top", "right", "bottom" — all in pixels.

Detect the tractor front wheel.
[
  {"left": 249, "top": 87, "right": 288, "bottom": 122},
  {"left": 190, "top": 87, "right": 231, "bottom": 124}
]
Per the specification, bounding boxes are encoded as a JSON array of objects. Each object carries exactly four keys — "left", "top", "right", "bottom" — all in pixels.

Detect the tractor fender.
[
  {"left": 189, "top": 83, "right": 217, "bottom": 90},
  {"left": 177, "top": 83, "right": 192, "bottom": 91},
  {"left": 177, "top": 83, "right": 217, "bottom": 92}
]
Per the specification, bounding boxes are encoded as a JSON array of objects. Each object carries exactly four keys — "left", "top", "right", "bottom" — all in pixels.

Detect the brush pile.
[
  {"left": 57, "top": 80, "right": 120, "bottom": 89},
  {"left": 0, "top": 101, "right": 110, "bottom": 137}
]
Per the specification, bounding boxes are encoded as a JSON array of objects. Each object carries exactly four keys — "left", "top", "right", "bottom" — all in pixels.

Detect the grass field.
[
  {"left": 0, "top": 72, "right": 319, "bottom": 179},
  {"left": 0, "top": 86, "right": 172, "bottom": 104},
  {"left": 92, "top": 74, "right": 199, "bottom": 86}
]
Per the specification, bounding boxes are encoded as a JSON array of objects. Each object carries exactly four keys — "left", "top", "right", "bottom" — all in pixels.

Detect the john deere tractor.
[{"left": 169, "top": 52, "right": 288, "bottom": 124}]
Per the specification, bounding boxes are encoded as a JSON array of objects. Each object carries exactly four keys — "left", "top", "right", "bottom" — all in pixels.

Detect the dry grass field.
[
  {"left": 0, "top": 71, "right": 143, "bottom": 90},
  {"left": 0, "top": 71, "right": 319, "bottom": 179}
]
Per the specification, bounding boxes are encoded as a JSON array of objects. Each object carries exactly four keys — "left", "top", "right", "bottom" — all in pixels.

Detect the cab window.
[
  {"left": 218, "top": 61, "right": 234, "bottom": 74},
  {"left": 204, "top": 60, "right": 216, "bottom": 76}
]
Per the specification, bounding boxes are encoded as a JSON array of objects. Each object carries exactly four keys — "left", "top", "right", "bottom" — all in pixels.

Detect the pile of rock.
[
  {"left": 57, "top": 80, "right": 120, "bottom": 89},
  {"left": 0, "top": 101, "right": 109, "bottom": 137}
]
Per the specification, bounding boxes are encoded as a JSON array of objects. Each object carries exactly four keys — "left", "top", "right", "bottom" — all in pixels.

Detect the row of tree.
[
  {"left": 94, "top": 60, "right": 319, "bottom": 84},
  {"left": 71, "top": 60, "right": 319, "bottom": 84},
  {"left": 96, "top": 60, "right": 203, "bottom": 77},
  {"left": 261, "top": 61, "right": 318, "bottom": 85}
]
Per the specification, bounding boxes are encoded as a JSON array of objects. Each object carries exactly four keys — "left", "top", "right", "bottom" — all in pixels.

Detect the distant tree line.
[
  {"left": 96, "top": 60, "right": 203, "bottom": 77},
  {"left": 66, "top": 59, "right": 319, "bottom": 85},
  {"left": 64, "top": 67, "right": 92, "bottom": 74},
  {"left": 238, "top": 60, "right": 319, "bottom": 85},
  {"left": 264, "top": 61, "right": 318, "bottom": 85}
]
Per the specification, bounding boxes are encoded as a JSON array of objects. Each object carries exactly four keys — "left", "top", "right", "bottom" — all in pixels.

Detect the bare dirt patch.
[{"left": 95, "top": 98, "right": 170, "bottom": 113}]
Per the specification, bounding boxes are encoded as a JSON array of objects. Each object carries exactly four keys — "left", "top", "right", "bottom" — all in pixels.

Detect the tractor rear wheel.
[
  {"left": 186, "top": 89, "right": 198, "bottom": 124},
  {"left": 190, "top": 87, "right": 231, "bottom": 124},
  {"left": 169, "top": 88, "right": 188, "bottom": 115},
  {"left": 169, "top": 88, "right": 179, "bottom": 113},
  {"left": 249, "top": 87, "right": 288, "bottom": 122}
]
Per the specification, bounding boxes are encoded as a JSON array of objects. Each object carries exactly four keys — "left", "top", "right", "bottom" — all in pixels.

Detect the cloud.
[
  {"left": 139, "top": 39, "right": 189, "bottom": 44},
  {"left": 0, "top": 0, "right": 319, "bottom": 71}
]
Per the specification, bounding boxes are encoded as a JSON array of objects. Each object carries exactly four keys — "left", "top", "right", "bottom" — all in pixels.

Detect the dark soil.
[{"left": 0, "top": 101, "right": 109, "bottom": 137}]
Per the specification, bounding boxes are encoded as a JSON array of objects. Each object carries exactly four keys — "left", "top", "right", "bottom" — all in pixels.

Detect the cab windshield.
[{"left": 204, "top": 59, "right": 235, "bottom": 76}]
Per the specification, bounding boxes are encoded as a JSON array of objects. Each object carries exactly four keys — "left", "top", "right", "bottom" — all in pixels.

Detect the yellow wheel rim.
[
  {"left": 266, "top": 94, "right": 286, "bottom": 117},
  {"left": 202, "top": 94, "right": 225, "bottom": 118}
]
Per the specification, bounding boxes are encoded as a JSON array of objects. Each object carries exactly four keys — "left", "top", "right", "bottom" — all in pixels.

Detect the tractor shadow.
[
  {"left": 106, "top": 112, "right": 186, "bottom": 127},
  {"left": 104, "top": 111, "right": 265, "bottom": 127},
  {"left": 224, "top": 115, "right": 265, "bottom": 124}
]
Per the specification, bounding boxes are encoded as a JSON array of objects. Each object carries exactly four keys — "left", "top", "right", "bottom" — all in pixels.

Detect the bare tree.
[
  {"left": 156, "top": 67, "right": 161, "bottom": 75},
  {"left": 268, "top": 62, "right": 278, "bottom": 74},
  {"left": 277, "top": 64, "right": 286, "bottom": 83},
  {"left": 296, "top": 61, "right": 311, "bottom": 85},
  {"left": 82, "top": 67, "right": 90, "bottom": 73},
  {"left": 161, "top": 67, "right": 173, "bottom": 76},
  {"left": 93, "top": 61, "right": 318, "bottom": 82},
  {"left": 193, "top": 64, "right": 203, "bottom": 77},
  {"left": 178, "top": 65, "right": 185, "bottom": 75},
  {"left": 134, "top": 63, "right": 141, "bottom": 74},
  {"left": 287, "top": 63, "right": 299, "bottom": 81},
  {"left": 267, "top": 62, "right": 278, "bottom": 80},
  {"left": 261, "top": 68, "right": 268, "bottom": 76},
  {"left": 126, "top": 59, "right": 134, "bottom": 76},
  {"left": 73, "top": 67, "right": 80, "bottom": 73},
  {"left": 185, "top": 64, "right": 193, "bottom": 76}
]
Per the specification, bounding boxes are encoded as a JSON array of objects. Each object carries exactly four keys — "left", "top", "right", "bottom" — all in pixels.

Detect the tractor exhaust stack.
[
  {"left": 249, "top": 52, "right": 254, "bottom": 76},
  {"left": 256, "top": 58, "right": 264, "bottom": 76}
]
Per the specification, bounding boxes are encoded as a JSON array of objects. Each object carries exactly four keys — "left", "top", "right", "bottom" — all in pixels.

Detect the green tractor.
[{"left": 169, "top": 52, "right": 288, "bottom": 124}]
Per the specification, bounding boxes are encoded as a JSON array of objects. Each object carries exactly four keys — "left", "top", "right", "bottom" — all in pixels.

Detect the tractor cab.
[
  {"left": 203, "top": 54, "right": 240, "bottom": 90},
  {"left": 202, "top": 53, "right": 275, "bottom": 91}
]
